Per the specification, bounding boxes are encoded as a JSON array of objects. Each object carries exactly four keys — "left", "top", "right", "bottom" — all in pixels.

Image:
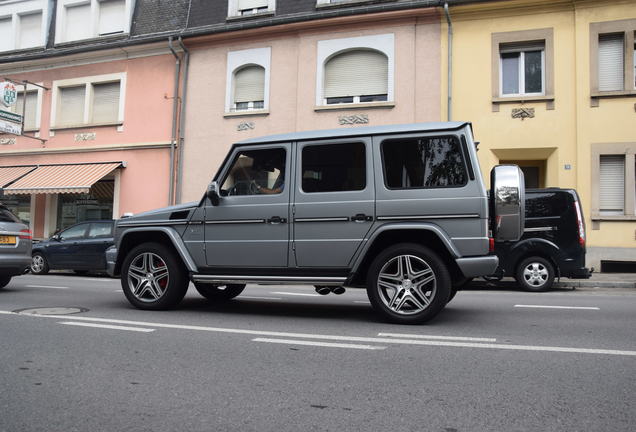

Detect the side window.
[
  {"left": 382, "top": 136, "right": 468, "bottom": 189},
  {"left": 59, "top": 224, "right": 88, "bottom": 240},
  {"left": 301, "top": 142, "right": 366, "bottom": 193},
  {"left": 525, "top": 193, "right": 567, "bottom": 218},
  {"left": 88, "top": 222, "right": 113, "bottom": 238},
  {"left": 221, "top": 148, "right": 286, "bottom": 196}
]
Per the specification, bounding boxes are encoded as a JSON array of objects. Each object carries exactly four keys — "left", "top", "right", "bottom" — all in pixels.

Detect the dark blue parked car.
[{"left": 31, "top": 220, "right": 114, "bottom": 275}]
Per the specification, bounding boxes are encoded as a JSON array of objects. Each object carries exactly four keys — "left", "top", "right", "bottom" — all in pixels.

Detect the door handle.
[
  {"left": 267, "top": 216, "right": 287, "bottom": 224},
  {"left": 351, "top": 214, "right": 373, "bottom": 223}
]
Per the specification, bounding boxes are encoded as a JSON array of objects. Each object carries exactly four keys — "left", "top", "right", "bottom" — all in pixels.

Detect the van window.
[
  {"left": 301, "top": 142, "right": 366, "bottom": 193},
  {"left": 382, "top": 136, "right": 467, "bottom": 189},
  {"left": 525, "top": 192, "right": 568, "bottom": 218}
]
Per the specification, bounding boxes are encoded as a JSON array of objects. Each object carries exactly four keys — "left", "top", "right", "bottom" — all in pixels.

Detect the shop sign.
[
  {"left": 0, "top": 109, "right": 22, "bottom": 123},
  {"left": 0, "top": 119, "right": 21, "bottom": 135},
  {"left": 0, "top": 82, "right": 18, "bottom": 108}
]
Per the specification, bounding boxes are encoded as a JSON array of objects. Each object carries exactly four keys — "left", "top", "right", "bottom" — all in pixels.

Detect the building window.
[
  {"left": 599, "top": 155, "right": 625, "bottom": 215},
  {"left": 225, "top": 48, "right": 270, "bottom": 114},
  {"left": 324, "top": 50, "right": 388, "bottom": 105},
  {"left": 316, "top": 33, "right": 394, "bottom": 107},
  {"left": 56, "top": 0, "right": 131, "bottom": 43},
  {"left": 3, "top": 84, "right": 43, "bottom": 132},
  {"left": 0, "top": 1, "right": 47, "bottom": 53},
  {"left": 592, "top": 143, "right": 636, "bottom": 220},
  {"left": 590, "top": 19, "right": 636, "bottom": 101},
  {"left": 51, "top": 73, "right": 126, "bottom": 129},
  {"left": 499, "top": 42, "right": 545, "bottom": 96},
  {"left": 228, "top": 0, "right": 275, "bottom": 18},
  {"left": 56, "top": 181, "right": 114, "bottom": 230}
]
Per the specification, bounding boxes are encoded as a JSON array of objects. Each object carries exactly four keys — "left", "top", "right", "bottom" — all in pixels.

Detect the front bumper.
[{"left": 455, "top": 255, "right": 499, "bottom": 278}]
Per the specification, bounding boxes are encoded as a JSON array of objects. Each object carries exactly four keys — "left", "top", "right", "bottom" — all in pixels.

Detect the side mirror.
[
  {"left": 52, "top": 234, "right": 61, "bottom": 241},
  {"left": 206, "top": 181, "right": 220, "bottom": 206},
  {"left": 490, "top": 165, "right": 525, "bottom": 242}
]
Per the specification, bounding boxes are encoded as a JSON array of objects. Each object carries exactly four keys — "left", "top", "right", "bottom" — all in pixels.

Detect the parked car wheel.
[
  {"left": 0, "top": 276, "right": 11, "bottom": 289},
  {"left": 194, "top": 283, "right": 245, "bottom": 301},
  {"left": 31, "top": 253, "right": 49, "bottom": 275},
  {"left": 366, "top": 243, "right": 451, "bottom": 324},
  {"left": 516, "top": 256, "right": 555, "bottom": 292},
  {"left": 121, "top": 242, "right": 188, "bottom": 310}
]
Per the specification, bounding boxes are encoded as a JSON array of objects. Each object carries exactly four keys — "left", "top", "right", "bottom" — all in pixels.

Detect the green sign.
[{"left": 0, "top": 109, "right": 22, "bottom": 123}]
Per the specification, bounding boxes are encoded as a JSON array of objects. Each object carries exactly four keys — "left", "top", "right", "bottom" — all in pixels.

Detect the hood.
[{"left": 116, "top": 201, "right": 199, "bottom": 225}]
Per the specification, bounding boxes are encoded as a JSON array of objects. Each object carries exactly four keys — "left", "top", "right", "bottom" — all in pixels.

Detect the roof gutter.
[
  {"left": 443, "top": 1, "right": 453, "bottom": 121},
  {"left": 175, "top": 37, "right": 190, "bottom": 204}
]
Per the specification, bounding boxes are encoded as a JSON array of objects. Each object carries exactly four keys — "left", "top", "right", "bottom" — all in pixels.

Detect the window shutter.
[
  {"left": 238, "top": 0, "right": 268, "bottom": 10},
  {"left": 599, "top": 155, "right": 625, "bottom": 213},
  {"left": 16, "top": 92, "right": 38, "bottom": 130},
  {"left": 58, "top": 86, "right": 86, "bottom": 126},
  {"left": 324, "top": 50, "right": 388, "bottom": 98},
  {"left": 598, "top": 34, "right": 624, "bottom": 91},
  {"left": 18, "top": 12, "right": 41, "bottom": 49},
  {"left": 99, "top": 0, "right": 125, "bottom": 35},
  {"left": 234, "top": 66, "right": 265, "bottom": 103},
  {"left": 92, "top": 81, "right": 120, "bottom": 123},
  {"left": 0, "top": 17, "right": 13, "bottom": 52},
  {"left": 499, "top": 41, "right": 544, "bottom": 53},
  {"left": 65, "top": 3, "right": 92, "bottom": 41}
]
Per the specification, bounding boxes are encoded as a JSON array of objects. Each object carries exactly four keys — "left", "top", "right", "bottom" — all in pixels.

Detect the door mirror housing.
[
  {"left": 490, "top": 165, "right": 525, "bottom": 242},
  {"left": 207, "top": 181, "right": 221, "bottom": 206}
]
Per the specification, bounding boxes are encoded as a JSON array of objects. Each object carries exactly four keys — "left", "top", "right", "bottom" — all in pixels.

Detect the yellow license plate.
[{"left": 0, "top": 235, "right": 16, "bottom": 245}]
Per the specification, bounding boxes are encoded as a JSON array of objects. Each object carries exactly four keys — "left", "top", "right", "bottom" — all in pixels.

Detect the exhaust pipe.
[{"left": 314, "top": 286, "right": 346, "bottom": 295}]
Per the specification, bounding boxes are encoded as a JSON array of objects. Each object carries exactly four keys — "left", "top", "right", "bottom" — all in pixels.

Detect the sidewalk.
[{"left": 469, "top": 272, "right": 635, "bottom": 289}]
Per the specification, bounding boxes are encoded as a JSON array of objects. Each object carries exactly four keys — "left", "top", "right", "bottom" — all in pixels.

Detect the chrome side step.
[{"left": 191, "top": 274, "right": 347, "bottom": 286}]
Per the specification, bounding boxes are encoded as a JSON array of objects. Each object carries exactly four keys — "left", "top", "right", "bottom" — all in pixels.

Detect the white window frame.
[
  {"left": 225, "top": 47, "right": 271, "bottom": 114},
  {"left": 5, "top": 82, "right": 44, "bottom": 132},
  {"left": 227, "top": 0, "right": 275, "bottom": 18},
  {"left": 316, "top": 33, "right": 394, "bottom": 107},
  {"left": 55, "top": 0, "right": 134, "bottom": 44},
  {"left": 0, "top": 0, "right": 48, "bottom": 52},
  {"left": 499, "top": 47, "right": 545, "bottom": 97},
  {"left": 50, "top": 72, "right": 126, "bottom": 129}
]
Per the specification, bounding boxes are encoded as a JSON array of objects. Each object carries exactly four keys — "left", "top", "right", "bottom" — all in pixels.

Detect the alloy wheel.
[
  {"left": 376, "top": 254, "right": 436, "bottom": 315},
  {"left": 127, "top": 252, "right": 170, "bottom": 302},
  {"left": 31, "top": 255, "right": 44, "bottom": 273},
  {"left": 522, "top": 262, "right": 549, "bottom": 287}
]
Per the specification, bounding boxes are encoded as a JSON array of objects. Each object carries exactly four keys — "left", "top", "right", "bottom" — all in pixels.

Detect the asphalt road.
[{"left": 1, "top": 273, "right": 634, "bottom": 432}]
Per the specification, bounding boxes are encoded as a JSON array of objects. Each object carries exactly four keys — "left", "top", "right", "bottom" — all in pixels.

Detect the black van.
[{"left": 491, "top": 188, "right": 591, "bottom": 291}]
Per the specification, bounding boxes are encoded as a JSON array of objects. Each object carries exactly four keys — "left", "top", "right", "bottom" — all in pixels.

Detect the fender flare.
[{"left": 505, "top": 238, "right": 560, "bottom": 274}]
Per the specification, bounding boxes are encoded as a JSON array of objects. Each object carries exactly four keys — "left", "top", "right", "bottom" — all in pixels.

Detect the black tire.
[
  {"left": 366, "top": 243, "right": 451, "bottom": 324},
  {"left": 0, "top": 276, "right": 11, "bottom": 289},
  {"left": 516, "top": 256, "right": 555, "bottom": 292},
  {"left": 31, "top": 252, "right": 49, "bottom": 275},
  {"left": 448, "top": 277, "right": 473, "bottom": 304},
  {"left": 194, "top": 283, "right": 245, "bottom": 301},
  {"left": 120, "top": 242, "right": 189, "bottom": 310}
]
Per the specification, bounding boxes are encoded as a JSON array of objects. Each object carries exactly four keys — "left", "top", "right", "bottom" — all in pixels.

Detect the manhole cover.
[{"left": 13, "top": 307, "right": 89, "bottom": 315}]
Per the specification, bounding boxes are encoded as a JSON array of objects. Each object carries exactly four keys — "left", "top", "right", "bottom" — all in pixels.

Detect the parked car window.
[
  {"left": 59, "top": 223, "right": 88, "bottom": 240},
  {"left": 525, "top": 192, "right": 568, "bottom": 218},
  {"left": 0, "top": 206, "right": 21, "bottom": 223},
  {"left": 382, "top": 136, "right": 468, "bottom": 189},
  {"left": 221, "top": 148, "right": 286, "bottom": 196},
  {"left": 88, "top": 222, "right": 113, "bottom": 238},
  {"left": 301, "top": 142, "right": 366, "bottom": 193}
]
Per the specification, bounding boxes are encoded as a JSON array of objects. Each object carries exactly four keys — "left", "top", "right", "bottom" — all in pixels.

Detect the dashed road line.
[
  {"left": 378, "top": 332, "right": 497, "bottom": 342},
  {"left": 26, "top": 285, "right": 69, "bottom": 290},
  {"left": 271, "top": 291, "right": 321, "bottom": 297},
  {"left": 240, "top": 296, "right": 282, "bottom": 300},
  {"left": 252, "top": 338, "right": 386, "bottom": 350},
  {"left": 59, "top": 321, "right": 155, "bottom": 333},
  {"left": 514, "top": 304, "right": 600, "bottom": 310},
  {"left": 353, "top": 300, "right": 371, "bottom": 304}
]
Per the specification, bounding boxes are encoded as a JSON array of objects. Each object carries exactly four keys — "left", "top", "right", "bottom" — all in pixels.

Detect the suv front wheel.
[
  {"left": 366, "top": 244, "right": 451, "bottom": 324},
  {"left": 121, "top": 242, "right": 189, "bottom": 310}
]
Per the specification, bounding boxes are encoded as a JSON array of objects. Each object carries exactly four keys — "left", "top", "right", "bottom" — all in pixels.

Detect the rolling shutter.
[
  {"left": 234, "top": 66, "right": 265, "bottom": 103},
  {"left": 16, "top": 92, "right": 38, "bottom": 130},
  {"left": 238, "top": 0, "right": 268, "bottom": 10},
  {"left": 18, "top": 12, "right": 42, "bottom": 49},
  {"left": 324, "top": 50, "right": 388, "bottom": 98},
  {"left": 0, "top": 17, "right": 13, "bottom": 52},
  {"left": 58, "top": 86, "right": 86, "bottom": 126},
  {"left": 65, "top": 3, "right": 92, "bottom": 41},
  {"left": 599, "top": 155, "right": 625, "bottom": 213},
  {"left": 598, "top": 34, "right": 624, "bottom": 91},
  {"left": 99, "top": 0, "right": 125, "bottom": 35},
  {"left": 92, "top": 81, "right": 120, "bottom": 123}
]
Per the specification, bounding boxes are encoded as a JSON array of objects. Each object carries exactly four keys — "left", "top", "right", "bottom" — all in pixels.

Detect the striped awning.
[
  {"left": 0, "top": 165, "right": 37, "bottom": 188},
  {"left": 4, "top": 162, "right": 122, "bottom": 195}
]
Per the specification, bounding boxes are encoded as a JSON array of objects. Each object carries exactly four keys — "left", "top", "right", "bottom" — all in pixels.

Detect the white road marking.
[
  {"left": 514, "top": 304, "right": 600, "bottom": 310},
  {"left": 26, "top": 285, "right": 69, "bottom": 290},
  {"left": 378, "top": 333, "right": 497, "bottom": 342},
  {"left": 271, "top": 292, "right": 321, "bottom": 297},
  {"left": 1, "top": 311, "right": 633, "bottom": 357},
  {"left": 114, "top": 290, "right": 123, "bottom": 293},
  {"left": 240, "top": 296, "right": 282, "bottom": 300},
  {"left": 59, "top": 321, "right": 155, "bottom": 333},
  {"left": 353, "top": 300, "right": 371, "bottom": 304},
  {"left": 253, "top": 338, "right": 385, "bottom": 350}
]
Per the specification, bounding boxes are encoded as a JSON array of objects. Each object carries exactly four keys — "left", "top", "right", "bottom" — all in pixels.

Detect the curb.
[{"left": 468, "top": 280, "right": 636, "bottom": 290}]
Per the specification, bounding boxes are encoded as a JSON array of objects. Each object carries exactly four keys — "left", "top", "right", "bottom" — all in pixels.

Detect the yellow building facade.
[{"left": 445, "top": 0, "right": 636, "bottom": 270}]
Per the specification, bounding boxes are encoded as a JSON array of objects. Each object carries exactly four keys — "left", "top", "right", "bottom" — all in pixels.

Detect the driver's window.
[
  {"left": 59, "top": 224, "right": 88, "bottom": 240},
  {"left": 221, "top": 148, "right": 286, "bottom": 196}
]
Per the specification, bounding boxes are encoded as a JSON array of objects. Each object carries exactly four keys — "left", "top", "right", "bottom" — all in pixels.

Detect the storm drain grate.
[{"left": 13, "top": 307, "right": 89, "bottom": 315}]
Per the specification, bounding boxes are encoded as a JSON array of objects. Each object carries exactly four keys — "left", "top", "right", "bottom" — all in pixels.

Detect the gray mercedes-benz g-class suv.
[{"left": 108, "top": 122, "right": 524, "bottom": 324}]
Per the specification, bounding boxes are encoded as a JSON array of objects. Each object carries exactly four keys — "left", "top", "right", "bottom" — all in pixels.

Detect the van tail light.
[
  {"left": 489, "top": 237, "right": 495, "bottom": 253},
  {"left": 19, "top": 229, "right": 32, "bottom": 240},
  {"left": 574, "top": 201, "right": 585, "bottom": 248}
]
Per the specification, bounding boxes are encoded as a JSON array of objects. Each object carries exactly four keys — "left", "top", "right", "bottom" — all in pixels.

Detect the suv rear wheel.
[
  {"left": 194, "top": 283, "right": 245, "bottom": 301},
  {"left": 516, "top": 256, "right": 555, "bottom": 292},
  {"left": 366, "top": 243, "right": 451, "bottom": 324},
  {"left": 121, "top": 242, "right": 188, "bottom": 310}
]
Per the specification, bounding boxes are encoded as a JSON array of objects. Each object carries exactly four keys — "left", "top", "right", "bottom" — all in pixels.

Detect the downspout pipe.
[
  {"left": 168, "top": 36, "right": 181, "bottom": 206},
  {"left": 443, "top": 2, "right": 452, "bottom": 121},
  {"left": 175, "top": 37, "right": 190, "bottom": 205}
]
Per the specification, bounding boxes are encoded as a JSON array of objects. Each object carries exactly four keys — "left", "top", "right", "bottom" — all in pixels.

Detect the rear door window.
[
  {"left": 88, "top": 222, "right": 113, "bottom": 238},
  {"left": 525, "top": 192, "right": 568, "bottom": 218},
  {"left": 382, "top": 135, "right": 468, "bottom": 189},
  {"left": 59, "top": 224, "right": 88, "bottom": 240},
  {"left": 301, "top": 142, "right": 366, "bottom": 193}
]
